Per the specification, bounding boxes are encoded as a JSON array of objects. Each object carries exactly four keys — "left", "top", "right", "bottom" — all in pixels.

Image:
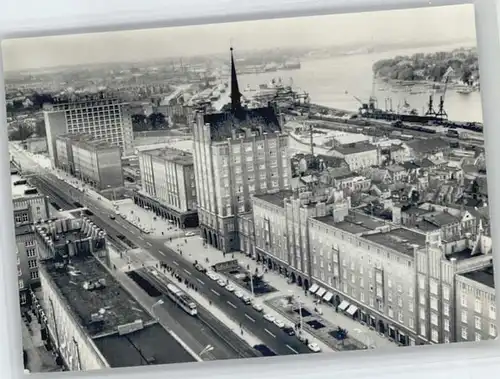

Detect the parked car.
[
  {"left": 263, "top": 313, "right": 276, "bottom": 323},
  {"left": 252, "top": 303, "right": 263, "bottom": 312},
  {"left": 308, "top": 343, "right": 321, "bottom": 353}
]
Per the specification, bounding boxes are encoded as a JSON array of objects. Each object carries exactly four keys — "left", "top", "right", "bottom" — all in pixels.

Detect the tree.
[{"left": 148, "top": 112, "right": 167, "bottom": 129}]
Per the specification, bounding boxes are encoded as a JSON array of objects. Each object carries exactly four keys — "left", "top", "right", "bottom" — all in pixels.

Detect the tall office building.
[
  {"left": 43, "top": 98, "right": 134, "bottom": 167},
  {"left": 192, "top": 48, "right": 292, "bottom": 253}
]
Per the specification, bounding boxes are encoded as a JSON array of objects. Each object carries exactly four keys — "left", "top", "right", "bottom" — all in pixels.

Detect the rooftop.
[
  {"left": 93, "top": 323, "right": 195, "bottom": 367},
  {"left": 42, "top": 254, "right": 153, "bottom": 337},
  {"left": 253, "top": 190, "right": 294, "bottom": 208},
  {"left": 363, "top": 228, "right": 427, "bottom": 257},
  {"left": 460, "top": 265, "right": 494, "bottom": 289},
  {"left": 334, "top": 142, "right": 377, "bottom": 155},
  {"left": 406, "top": 138, "right": 449, "bottom": 155},
  {"left": 446, "top": 247, "right": 475, "bottom": 262},
  {"left": 204, "top": 106, "right": 281, "bottom": 142},
  {"left": 143, "top": 147, "right": 193, "bottom": 166},
  {"left": 315, "top": 211, "right": 387, "bottom": 234},
  {"left": 11, "top": 174, "right": 38, "bottom": 199}
]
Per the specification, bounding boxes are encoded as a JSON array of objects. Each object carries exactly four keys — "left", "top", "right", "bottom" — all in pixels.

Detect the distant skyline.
[{"left": 1, "top": 4, "right": 475, "bottom": 72}]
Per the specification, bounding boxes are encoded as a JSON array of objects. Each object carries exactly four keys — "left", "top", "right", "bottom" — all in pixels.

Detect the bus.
[{"left": 165, "top": 283, "right": 198, "bottom": 316}]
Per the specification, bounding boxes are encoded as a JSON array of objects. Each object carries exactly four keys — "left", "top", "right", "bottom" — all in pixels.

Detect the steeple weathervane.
[{"left": 230, "top": 47, "right": 242, "bottom": 112}]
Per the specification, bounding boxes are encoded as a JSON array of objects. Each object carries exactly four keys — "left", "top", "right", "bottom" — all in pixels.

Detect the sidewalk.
[{"left": 165, "top": 236, "right": 397, "bottom": 351}]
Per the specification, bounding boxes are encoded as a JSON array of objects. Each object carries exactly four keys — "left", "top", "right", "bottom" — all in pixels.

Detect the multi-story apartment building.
[
  {"left": 192, "top": 48, "right": 292, "bottom": 252},
  {"left": 134, "top": 147, "right": 198, "bottom": 228},
  {"left": 55, "top": 134, "right": 123, "bottom": 190},
  {"left": 44, "top": 98, "right": 134, "bottom": 167},
  {"left": 11, "top": 172, "right": 50, "bottom": 306},
  {"left": 251, "top": 186, "right": 350, "bottom": 283}
]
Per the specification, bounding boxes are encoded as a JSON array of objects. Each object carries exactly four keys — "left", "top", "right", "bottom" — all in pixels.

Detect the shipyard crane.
[{"left": 435, "top": 75, "right": 450, "bottom": 119}]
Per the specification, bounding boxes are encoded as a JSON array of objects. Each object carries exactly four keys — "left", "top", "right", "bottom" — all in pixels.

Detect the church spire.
[{"left": 230, "top": 47, "right": 242, "bottom": 112}]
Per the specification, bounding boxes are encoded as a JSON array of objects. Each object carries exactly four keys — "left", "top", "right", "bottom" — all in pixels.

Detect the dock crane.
[{"left": 435, "top": 75, "right": 450, "bottom": 120}]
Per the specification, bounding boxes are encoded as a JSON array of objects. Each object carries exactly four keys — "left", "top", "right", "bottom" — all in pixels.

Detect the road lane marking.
[
  {"left": 245, "top": 314, "right": 255, "bottom": 322},
  {"left": 173, "top": 261, "right": 179, "bottom": 266},
  {"left": 265, "top": 329, "right": 276, "bottom": 338},
  {"left": 211, "top": 289, "right": 220, "bottom": 296},
  {"left": 196, "top": 278, "right": 205, "bottom": 285},
  {"left": 227, "top": 301, "right": 237, "bottom": 309},
  {"left": 183, "top": 269, "right": 191, "bottom": 275},
  {"left": 146, "top": 242, "right": 152, "bottom": 247},
  {"left": 158, "top": 250, "right": 166, "bottom": 256},
  {"left": 286, "top": 345, "right": 299, "bottom": 354},
  {"left": 139, "top": 236, "right": 144, "bottom": 241}
]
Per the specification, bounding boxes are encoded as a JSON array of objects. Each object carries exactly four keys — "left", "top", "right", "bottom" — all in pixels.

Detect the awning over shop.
[
  {"left": 323, "top": 292, "right": 333, "bottom": 302},
  {"left": 309, "top": 283, "right": 319, "bottom": 294},
  {"left": 316, "top": 287, "right": 326, "bottom": 297},
  {"left": 338, "top": 300, "right": 350, "bottom": 311},
  {"left": 346, "top": 305, "right": 358, "bottom": 316}
]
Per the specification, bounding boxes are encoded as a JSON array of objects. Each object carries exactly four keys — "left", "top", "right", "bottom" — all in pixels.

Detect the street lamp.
[
  {"left": 289, "top": 290, "right": 303, "bottom": 335},
  {"left": 199, "top": 344, "right": 214, "bottom": 357},
  {"left": 151, "top": 299, "right": 164, "bottom": 320}
]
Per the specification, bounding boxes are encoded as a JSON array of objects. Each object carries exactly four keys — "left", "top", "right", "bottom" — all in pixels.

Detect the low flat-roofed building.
[
  {"left": 135, "top": 147, "right": 198, "bottom": 228},
  {"left": 35, "top": 217, "right": 194, "bottom": 370},
  {"left": 455, "top": 264, "right": 497, "bottom": 343}
]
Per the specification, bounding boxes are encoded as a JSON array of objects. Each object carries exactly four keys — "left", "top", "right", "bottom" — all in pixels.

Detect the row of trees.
[
  {"left": 9, "top": 120, "right": 46, "bottom": 141},
  {"left": 372, "top": 49, "right": 479, "bottom": 83},
  {"left": 131, "top": 112, "right": 168, "bottom": 131}
]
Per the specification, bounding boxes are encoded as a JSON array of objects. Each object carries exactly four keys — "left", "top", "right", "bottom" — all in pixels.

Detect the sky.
[{"left": 1, "top": 4, "right": 476, "bottom": 72}]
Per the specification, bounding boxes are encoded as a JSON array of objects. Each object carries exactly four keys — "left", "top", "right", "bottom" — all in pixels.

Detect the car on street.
[
  {"left": 308, "top": 343, "right": 321, "bottom": 353},
  {"left": 225, "top": 284, "right": 235, "bottom": 292},
  {"left": 252, "top": 303, "right": 264, "bottom": 312},
  {"left": 217, "top": 279, "right": 227, "bottom": 287},
  {"left": 185, "top": 232, "right": 195, "bottom": 237},
  {"left": 194, "top": 263, "right": 207, "bottom": 273},
  {"left": 263, "top": 313, "right": 275, "bottom": 323},
  {"left": 283, "top": 327, "right": 295, "bottom": 336},
  {"left": 273, "top": 319, "right": 285, "bottom": 328},
  {"left": 234, "top": 290, "right": 244, "bottom": 299},
  {"left": 109, "top": 215, "right": 116, "bottom": 220},
  {"left": 207, "top": 272, "right": 219, "bottom": 281},
  {"left": 242, "top": 295, "right": 252, "bottom": 305}
]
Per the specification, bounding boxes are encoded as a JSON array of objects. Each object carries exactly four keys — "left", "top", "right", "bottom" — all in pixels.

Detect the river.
[{"left": 238, "top": 43, "right": 482, "bottom": 123}]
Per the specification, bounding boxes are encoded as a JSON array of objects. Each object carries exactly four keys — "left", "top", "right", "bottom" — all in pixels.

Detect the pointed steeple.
[{"left": 230, "top": 47, "right": 242, "bottom": 112}]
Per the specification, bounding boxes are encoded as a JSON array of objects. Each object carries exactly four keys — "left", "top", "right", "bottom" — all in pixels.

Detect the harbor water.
[{"left": 238, "top": 44, "right": 482, "bottom": 123}]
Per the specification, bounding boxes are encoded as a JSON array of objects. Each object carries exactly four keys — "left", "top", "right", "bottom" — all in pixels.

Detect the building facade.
[
  {"left": 12, "top": 173, "right": 50, "bottom": 306},
  {"left": 192, "top": 48, "right": 292, "bottom": 252},
  {"left": 44, "top": 98, "right": 134, "bottom": 167},
  {"left": 134, "top": 147, "right": 198, "bottom": 228},
  {"left": 55, "top": 134, "right": 124, "bottom": 190}
]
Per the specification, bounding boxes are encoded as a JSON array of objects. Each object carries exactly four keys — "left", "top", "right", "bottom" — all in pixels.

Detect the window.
[
  {"left": 490, "top": 323, "right": 497, "bottom": 337},
  {"left": 490, "top": 304, "right": 496, "bottom": 320},
  {"left": 30, "top": 271, "right": 39, "bottom": 280},
  {"left": 475, "top": 316, "right": 482, "bottom": 330},
  {"left": 360, "top": 292, "right": 365, "bottom": 303},
  {"left": 444, "top": 319, "right": 450, "bottom": 332},
  {"left": 398, "top": 312, "right": 403, "bottom": 323},
  {"left": 430, "top": 297, "right": 438, "bottom": 311},
  {"left": 388, "top": 307, "right": 394, "bottom": 318},
  {"left": 475, "top": 298, "right": 482, "bottom": 313},
  {"left": 409, "top": 317, "right": 415, "bottom": 329},
  {"left": 431, "top": 329, "right": 439, "bottom": 343},
  {"left": 475, "top": 333, "right": 481, "bottom": 342},
  {"left": 430, "top": 279, "right": 438, "bottom": 295},
  {"left": 18, "top": 267, "right": 22, "bottom": 277},
  {"left": 461, "top": 327, "right": 468, "bottom": 340},
  {"left": 461, "top": 310, "right": 468, "bottom": 323},
  {"left": 408, "top": 302, "right": 414, "bottom": 312},
  {"left": 443, "top": 303, "right": 450, "bottom": 317},
  {"left": 28, "top": 260, "right": 37, "bottom": 269},
  {"left": 419, "top": 308, "right": 426, "bottom": 320},
  {"left": 20, "top": 292, "right": 27, "bottom": 304},
  {"left": 461, "top": 294, "right": 467, "bottom": 307},
  {"left": 420, "top": 323, "right": 426, "bottom": 337},
  {"left": 443, "top": 285, "right": 450, "bottom": 301},
  {"left": 431, "top": 313, "right": 438, "bottom": 326},
  {"left": 398, "top": 296, "right": 403, "bottom": 307},
  {"left": 369, "top": 297, "right": 374, "bottom": 307},
  {"left": 18, "top": 280, "right": 24, "bottom": 289},
  {"left": 387, "top": 279, "right": 392, "bottom": 288},
  {"left": 27, "top": 248, "right": 36, "bottom": 258}
]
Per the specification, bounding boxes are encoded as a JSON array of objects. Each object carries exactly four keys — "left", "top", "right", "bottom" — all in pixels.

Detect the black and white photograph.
[{"left": 2, "top": 3, "right": 493, "bottom": 373}]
